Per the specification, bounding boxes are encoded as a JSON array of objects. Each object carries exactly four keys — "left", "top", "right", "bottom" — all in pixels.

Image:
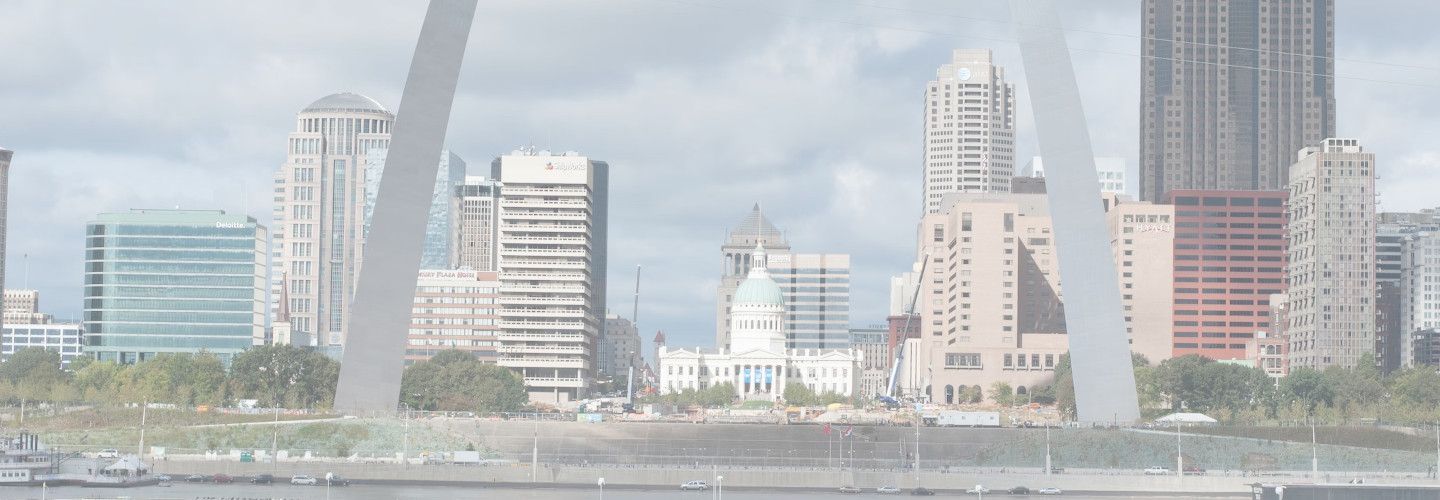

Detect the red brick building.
[{"left": 1165, "top": 190, "right": 1288, "bottom": 360}]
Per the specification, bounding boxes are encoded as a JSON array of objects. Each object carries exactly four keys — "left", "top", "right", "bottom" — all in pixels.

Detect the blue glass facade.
[{"left": 83, "top": 209, "right": 266, "bottom": 364}]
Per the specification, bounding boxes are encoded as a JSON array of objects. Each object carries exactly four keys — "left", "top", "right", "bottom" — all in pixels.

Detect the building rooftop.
[
  {"left": 302, "top": 92, "right": 390, "bottom": 115},
  {"left": 90, "top": 209, "right": 258, "bottom": 226}
]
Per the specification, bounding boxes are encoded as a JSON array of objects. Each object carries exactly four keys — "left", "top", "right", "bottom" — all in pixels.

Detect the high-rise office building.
[
  {"left": 491, "top": 149, "right": 608, "bottom": 403},
  {"left": 1165, "top": 190, "right": 1289, "bottom": 361},
  {"left": 768, "top": 253, "right": 850, "bottom": 350},
  {"left": 716, "top": 205, "right": 789, "bottom": 350},
  {"left": 1022, "top": 157, "right": 1129, "bottom": 197},
  {"left": 1140, "top": 0, "right": 1336, "bottom": 201},
  {"left": 452, "top": 176, "right": 503, "bottom": 271},
  {"left": 364, "top": 149, "right": 467, "bottom": 269},
  {"left": 849, "top": 325, "right": 890, "bottom": 399},
  {"left": 922, "top": 49, "right": 1016, "bottom": 212},
  {"left": 272, "top": 92, "right": 393, "bottom": 347},
  {"left": 406, "top": 269, "right": 500, "bottom": 364},
  {"left": 1105, "top": 195, "right": 1176, "bottom": 364},
  {"left": 1377, "top": 211, "right": 1439, "bottom": 370},
  {"left": 1401, "top": 230, "right": 1440, "bottom": 368},
  {"left": 1286, "top": 139, "right": 1376, "bottom": 369},
  {"left": 599, "top": 313, "right": 643, "bottom": 381},
  {"left": 911, "top": 193, "right": 1174, "bottom": 401},
  {"left": 83, "top": 209, "right": 266, "bottom": 364}
]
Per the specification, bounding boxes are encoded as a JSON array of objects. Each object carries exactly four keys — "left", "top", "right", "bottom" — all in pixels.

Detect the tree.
[
  {"left": 1389, "top": 368, "right": 1440, "bottom": 407},
  {"left": 783, "top": 383, "right": 818, "bottom": 406},
  {"left": 227, "top": 345, "right": 339, "bottom": 408},
  {"left": 1280, "top": 367, "right": 1334, "bottom": 413},
  {"left": 990, "top": 382, "right": 1014, "bottom": 406},
  {"left": 400, "top": 350, "right": 528, "bottom": 412},
  {"left": 0, "top": 348, "right": 69, "bottom": 402}
]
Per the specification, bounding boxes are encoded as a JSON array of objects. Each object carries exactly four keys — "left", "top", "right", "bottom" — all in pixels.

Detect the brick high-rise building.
[
  {"left": 1140, "top": 0, "right": 1336, "bottom": 201},
  {"left": 1165, "top": 190, "right": 1288, "bottom": 360}
]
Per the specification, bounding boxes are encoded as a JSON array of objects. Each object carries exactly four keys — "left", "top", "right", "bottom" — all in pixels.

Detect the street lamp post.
[
  {"left": 598, "top": 477, "right": 605, "bottom": 500},
  {"left": 717, "top": 474, "right": 724, "bottom": 500}
]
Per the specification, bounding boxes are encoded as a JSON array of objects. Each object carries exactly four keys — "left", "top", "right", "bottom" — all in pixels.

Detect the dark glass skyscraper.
[
  {"left": 1140, "top": 0, "right": 1336, "bottom": 201},
  {"left": 83, "top": 209, "right": 266, "bottom": 363}
]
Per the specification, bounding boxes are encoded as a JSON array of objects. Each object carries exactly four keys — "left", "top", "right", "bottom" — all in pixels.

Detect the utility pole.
[
  {"left": 137, "top": 400, "right": 148, "bottom": 459},
  {"left": 1310, "top": 419, "right": 1319, "bottom": 480},
  {"left": 1176, "top": 412, "right": 1183, "bottom": 478},
  {"left": 531, "top": 422, "right": 539, "bottom": 482},
  {"left": 271, "top": 405, "right": 280, "bottom": 474},
  {"left": 914, "top": 402, "right": 922, "bottom": 487},
  {"left": 1045, "top": 423, "right": 1052, "bottom": 477}
]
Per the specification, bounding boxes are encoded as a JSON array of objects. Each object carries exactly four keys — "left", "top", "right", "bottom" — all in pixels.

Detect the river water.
[{"left": 9, "top": 483, "right": 1241, "bottom": 499}]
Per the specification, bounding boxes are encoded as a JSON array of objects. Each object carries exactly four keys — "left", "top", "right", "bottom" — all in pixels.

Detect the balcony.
[
  {"left": 499, "top": 356, "right": 586, "bottom": 369},
  {"left": 499, "top": 247, "right": 587, "bottom": 258},
  {"left": 498, "top": 344, "right": 585, "bottom": 355},
  {"left": 496, "top": 332, "right": 587, "bottom": 342},
  {"left": 499, "top": 308, "right": 585, "bottom": 318},
  {"left": 498, "top": 319, "right": 586, "bottom": 330},
  {"left": 501, "top": 259, "right": 587, "bottom": 269},
  {"left": 501, "top": 186, "right": 588, "bottom": 197},
  {"left": 499, "top": 235, "right": 590, "bottom": 246},
  {"left": 504, "top": 210, "right": 588, "bottom": 221},
  {"left": 520, "top": 376, "right": 586, "bottom": 388},
  {"left": 500, "top": 284, "right": 589, "bottom": 295},
  {"left": 501, "top": 199, "right": 589, "bottom": 210},
  {"left": 499, "top": 296, "right": 586, "bottom": 306}
]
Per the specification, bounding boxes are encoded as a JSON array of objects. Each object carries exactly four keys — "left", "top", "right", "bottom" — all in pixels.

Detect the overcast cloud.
[{"left": 3, "top": 0, "right": 1438, "bottom": 354}]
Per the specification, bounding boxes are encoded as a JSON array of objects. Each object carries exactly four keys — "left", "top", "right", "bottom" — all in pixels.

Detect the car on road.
[
  {"left": 1183, "top": 466, "right": 1207, "bottom": 475},
  {"left": 250, "top": 474, "right": 273, "bottom": 484},
  {"left": 290, "top": 475, "right": 318, "bottom": 486},
  {"left": 966, "top": 485, "right": 991, "bottom": 495},
  {"left": 96, "top": 449, "right": 120, "bottom": 459},
  {"left": 1008, "top": 486, "right": 1032, "bottom": 494},
  {"left": 212, "top": 474, "right": 234, "bottom": 484},
  {"left": 184, "top": 474, "right": 209, "bottom": 483},
  {"left": 910, "top": 486, "right": 935, "bottom": 495},
  {"left": 877, "top": 485, "right": 902, "bottom": 494},
  {"left": 1047, "top": 467, "right": 1065, "bottom": 474},
  {"left": 154, "top": 474, "right": 171, "bottom": 482},
  {"left": 1038, "top": 487, "right": 1063, "bottom": 495},
  {"left": 327, "top": 475, "right": 352, "bottom": 486},
  {"left": 680, "top": 480, "right": 709, "bottom": 491},
  {"left": 1143, "top": 466, "right": 1171, "bottom": 475},
  {"left": 838, "top": 485, "right": 862, "bottom": 493}
]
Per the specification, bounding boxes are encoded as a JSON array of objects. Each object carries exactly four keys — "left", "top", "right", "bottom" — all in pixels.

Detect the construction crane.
[{"left": 884, "top": 254, "right": 929, "bottom": 403}]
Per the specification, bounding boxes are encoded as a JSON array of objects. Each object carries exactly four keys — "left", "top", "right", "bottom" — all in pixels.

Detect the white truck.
[
  {"left": 450, "top": 451, "right": 482, "bottom": 465},
  {"left": 935, "top": 411, "right": 1001, "bottom": 428}
]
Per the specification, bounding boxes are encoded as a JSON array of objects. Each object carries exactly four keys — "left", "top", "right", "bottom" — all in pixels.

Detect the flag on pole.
[
  {"left": 844, "top": 425, "right": 854, "bottom": 438},
  {"left": 822, "top": 423, "right": 832, "bottom": 435}
]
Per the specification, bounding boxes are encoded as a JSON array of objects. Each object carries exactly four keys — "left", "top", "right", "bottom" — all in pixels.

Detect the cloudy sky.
[{"left": 3, "top": 0, "right": 1438, "bottom": 354}]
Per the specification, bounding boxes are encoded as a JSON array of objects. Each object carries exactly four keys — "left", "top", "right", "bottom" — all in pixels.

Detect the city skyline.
[{"left": 3, "top": 1, "right": 1440, "bottom": 350}]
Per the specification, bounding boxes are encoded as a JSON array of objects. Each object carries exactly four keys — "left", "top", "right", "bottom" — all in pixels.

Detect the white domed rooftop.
[
  {"left": 302, "top": 92, "right": 390, "bottom": 114},
  {"left": 733, "top": 243, "right": 784, "bottom": 307},
  {"left": 734, "top": 275, "right": 784, "bottom": 307}
]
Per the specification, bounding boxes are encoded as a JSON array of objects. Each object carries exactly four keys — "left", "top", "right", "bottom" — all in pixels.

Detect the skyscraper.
[
  {"left": 271, "top": 93, "right": 393, "bottom": 346},
  {"left": 452, "top": 176, "right": 503, "bottom": 271},
  {"left": 768, "top": 252, "right": 851, "bottom": 350},
  {"left": 1165, "top": 190, "right": 1289, "bottom": 361},
  {"left": 406, "top": 269, "right": 500, "bottom": 364},
  {"left": 922, "top": 49, "right": 1016, "bottom": 212},
  {"left": 83, "top": 209, "right": 266, "bottom": 364},
  {"left": 716, "top": 205, "right": 789, "bottom": 350},
  {"left": 912, "top": 192, "right": 1174, "bottom": 400},
  {"left": 1140, "top": 0, "right": 1337, "bottom": 201},
  {"left": 491, "top": 149, "right": 608, "bottom": 404},
  {"left": 1286, "top": 139, "right": 1376, "bottom": 369},
  {"left": 364, "top": 149, "right": 467, "bottom": 269},
  {"left": 1378, "top": 210, "right": 1439, "bottom": 369}
]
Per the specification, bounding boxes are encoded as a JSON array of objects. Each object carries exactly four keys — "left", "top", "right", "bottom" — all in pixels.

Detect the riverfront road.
[{"left": 9, "top": 483, "right": 1243, "bottom": 499}]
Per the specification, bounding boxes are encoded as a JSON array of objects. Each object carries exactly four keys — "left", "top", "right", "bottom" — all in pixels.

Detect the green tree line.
[
  {"left": 1044, "top": 351, "right": 1440, "bottom": 424},
  {"left": 0, "top": 346, "right": 530, "bottom": 413}
]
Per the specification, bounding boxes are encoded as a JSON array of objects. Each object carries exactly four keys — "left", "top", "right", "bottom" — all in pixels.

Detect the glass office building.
[{"left": 84, "top": 209, "right": 266, "bottom": 363}]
